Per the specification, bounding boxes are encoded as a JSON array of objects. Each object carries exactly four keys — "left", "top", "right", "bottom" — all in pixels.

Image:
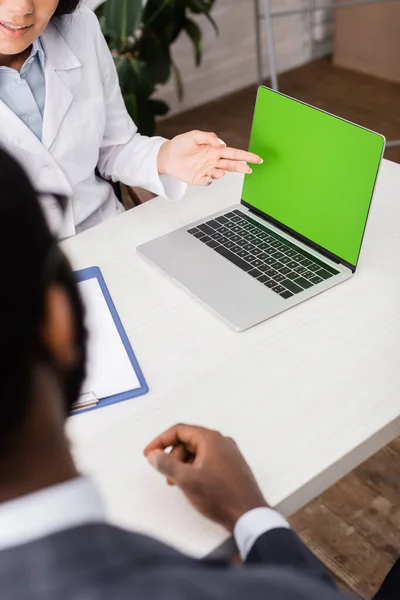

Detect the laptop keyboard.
[{"left": 188, "top": 210, "right": 339, "bottom": 300}]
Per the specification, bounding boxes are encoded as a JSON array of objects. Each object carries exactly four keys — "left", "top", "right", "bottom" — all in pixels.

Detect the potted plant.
[{"left": 95, "top": 0, "right": 218, "bottom": 136}]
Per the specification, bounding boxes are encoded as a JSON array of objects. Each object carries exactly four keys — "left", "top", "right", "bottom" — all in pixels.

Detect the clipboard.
[{"left": 73, "top": 266, "right": 148, "bottom": 414}]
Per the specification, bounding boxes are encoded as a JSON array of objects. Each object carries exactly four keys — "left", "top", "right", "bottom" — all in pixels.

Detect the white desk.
[{"left": 63, "top": 158, "right": 400, "bottom": 558}]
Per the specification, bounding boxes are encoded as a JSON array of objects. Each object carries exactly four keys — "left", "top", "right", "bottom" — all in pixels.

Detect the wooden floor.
[{"left": 158, "top": 58, "right": 400, "bottom": 598}]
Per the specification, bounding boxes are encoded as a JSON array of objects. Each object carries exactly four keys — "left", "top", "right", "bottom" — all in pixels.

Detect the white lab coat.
[{"left": 0, "top": 5, "right": 185, "bottom": 238}]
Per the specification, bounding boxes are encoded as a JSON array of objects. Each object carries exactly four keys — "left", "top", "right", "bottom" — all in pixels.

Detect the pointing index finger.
[{"left": 221, "top": 147, "right": 263, "bottom": 164}]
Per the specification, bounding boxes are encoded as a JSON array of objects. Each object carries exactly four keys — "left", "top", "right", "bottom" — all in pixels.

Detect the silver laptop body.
[{"left": 138, "top": 88, "right": 383, "bottom": 331}]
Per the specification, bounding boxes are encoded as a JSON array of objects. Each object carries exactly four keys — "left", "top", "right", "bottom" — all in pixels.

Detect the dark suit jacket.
[
  {"left": 374, "top": 557, "right": 400, "bottom": 600},
  {"left": 0, "top": 523, "right": 353, "bottom": 599}
]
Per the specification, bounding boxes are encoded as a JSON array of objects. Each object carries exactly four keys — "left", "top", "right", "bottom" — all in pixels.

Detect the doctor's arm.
[
  {"left": 92, "top": 11, "right": 185, "bottom": 201},
  {"left": 91, "top": 12, "right": 262, "bottom": 199}
]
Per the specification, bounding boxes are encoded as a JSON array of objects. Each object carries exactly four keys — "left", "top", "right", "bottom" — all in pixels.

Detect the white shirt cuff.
[
  {"left": 151, "top": 137, "right": 187, "bottom": 202},
  {"left": 234, "top": 507, "right": 290, "bottom": 560}
]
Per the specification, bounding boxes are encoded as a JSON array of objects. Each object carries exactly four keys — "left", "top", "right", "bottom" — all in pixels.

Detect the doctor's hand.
[
  {"left": 157, "top": 130, "right": 263, "bottom": 186},
  {"left": 144, "top": 424, "right": 267, "bottom": 532}
]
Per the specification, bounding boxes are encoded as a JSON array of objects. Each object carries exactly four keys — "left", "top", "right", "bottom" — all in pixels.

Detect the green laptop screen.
[{"left": 242, "top": 87, "right": 384, "bottom": 268}]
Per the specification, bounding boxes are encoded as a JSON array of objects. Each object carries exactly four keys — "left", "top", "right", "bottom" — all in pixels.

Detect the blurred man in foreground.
[{"left": 0, "top": 147, "right": 351, "bottom": 599}]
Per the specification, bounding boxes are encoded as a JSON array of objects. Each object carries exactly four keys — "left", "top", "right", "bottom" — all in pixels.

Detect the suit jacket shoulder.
[{"left": 0, "top": 524, "right": 351, "bottom": 600}]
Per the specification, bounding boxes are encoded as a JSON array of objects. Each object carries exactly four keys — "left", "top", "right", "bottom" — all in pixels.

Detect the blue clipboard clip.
[{"left": 72, "top": 266, "right": 148, "bottom": 415}]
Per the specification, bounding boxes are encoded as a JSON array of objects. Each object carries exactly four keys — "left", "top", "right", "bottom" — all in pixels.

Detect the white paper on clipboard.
[{"left": 77, "top": 278, "right": 141, "bottom": 401}]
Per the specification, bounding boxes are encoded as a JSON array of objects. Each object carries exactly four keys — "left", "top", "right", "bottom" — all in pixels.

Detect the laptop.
[{"left": 138, "top": 87, "right": 385, "bottom": 331}]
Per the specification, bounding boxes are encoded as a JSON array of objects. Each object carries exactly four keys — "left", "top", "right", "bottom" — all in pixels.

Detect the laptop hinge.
[{"left": 243, "top": 203, "right": 356, "bottom": 273}]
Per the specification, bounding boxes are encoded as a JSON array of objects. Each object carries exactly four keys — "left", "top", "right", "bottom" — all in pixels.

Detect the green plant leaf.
[
  {"left": 136, "top": 95, "right": 157, "bottom": 136},
  {"left": 102, "top": 0, "right": 143, "bottom": 42},
  {"left": 115, "top": 55, "right": 155, "bottom": 96},
  {"left": 143, "top": 0, "right": 174, "bottom": 31},
  {"left": 149, "top": 99, "right": 170, "bottom": 116},
  {"left": 187, "top": 0, "right": 213, "bottom": 14},
  {"left": 172, "top": 61, "right": 184, "bottom": 102},
  {"left": 205, "top": 12, "right": 219, "bottom": 35},
  {"left": 184, "top": 18, "right": 202, "bottom": 66},
  {"left": 124, "top": 93, "right": 138, "bottom": 122},
  {"left": 139, "top": 33, "right": 171, "bottom": 85}
]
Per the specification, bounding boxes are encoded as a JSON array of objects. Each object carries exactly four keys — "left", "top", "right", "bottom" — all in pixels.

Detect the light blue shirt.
[{"left": 0, "top": 38, "right": 45, "bottom": 140}]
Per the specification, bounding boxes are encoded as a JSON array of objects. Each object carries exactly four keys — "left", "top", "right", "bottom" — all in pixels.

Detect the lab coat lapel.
[
  {"left": 0, "top": 98, "right": 47, "bottom": 157},
  {"left": 41, "top": 67, "right": 74, "bottom": 150},
  {"left": 40, "top": 20, "right": 81, "bottom": 150}
]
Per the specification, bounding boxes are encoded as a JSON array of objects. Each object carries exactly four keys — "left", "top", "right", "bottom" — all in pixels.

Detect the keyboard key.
[
  {"left": 256, "top": 275, "right": 268, "bottom": 284},
  {"left": 265, "top": 257, "right": 276, "bottom": 266},
  {"left": 193, "top": 231, "right": 205, "bottom": 239},
  {"left": 264, "top": 268, "right": 277, "bottom": 277},
  {"left": 259, "top": 242, "right": 270, "bottom": 251},
  {"left": 271, "top": 251, "right": 284, "bottom": 260},
  {"left": 248, "top": 268, "right": 263, "bottom": 278},
  {"left": 287, "top": 261, "right": 298, "bottom": 269},
  {"left": 258, "top": 264, "right": 273, "bottom": 273},
  {"left": 204, "top": 239, "right": 220, "bottom": 249},
  {"left": 251, "top": 247, "right": 265, "bottom": 257},
  {"left": 280, "top": 257, "right": 292, "bottom": 265},
  {"left": 294, "top": 277, "right": 313, "bottom": 289},
  {"left": 232, "top": 210, "right": 243, "bottom": 217},
  {"left": 299, "top": 258, "right": 313, "bottom": 267},
  {"left": 188, "top": 228, "right": 199, "bottom": 235},
  {"left": 237, "top": 250, "right": 252, "bottom": 260},
  {"left": 247, "top": 226, "right": 261, "bottom": 234},
  {"left": 257, "top": 232, "right": 270, "bottom": 240},
  {"left": 218, "top": 226, "right": 230, "bottom": 235},
  {"left": 231, "top": 246, "right": 242, "bottom": 254},
  {"left": 243, "top": 243, "right": 256, "bottom": 252},
  {"left": 272, "top": 274, "right": 285, "bottom": 283},
  {"left": 317, "top": 269, "right": 334, "bottom": 280},
  {"left": 303, "top": 271, "right": 314, "bottom": 279},
  {"left": 214, "top": 246, "right": 252, "bottom": 272},
  {"left": 231, "top": 235, "right": 242, "bottom": 243},
  {"left": 308, "top": 263, "right": 320, "bottom": 272},
  {"left": 279, "top": 266, "right": 291, "bottom": 275},
  {"left": 271, "top": 261, "right": 283, "bottom": 270},
  {"left": 280, "top": 290, "right": 294, "bottom": 299},
  {"left": 272, "top": 285, "right": 286, "bottom": 294},
  {"left": 229, "top": 215, "right": 245, "bottom": 223},
  {"left": 286, "top": 271, "right": 299, "bottom": 281},
  {"left": 284, "top": 249, "right": 297, "bottom": 258},
  {"left": 210, "top": 232, "right": 224, "bottom": 242},
  {"left": 294, "top": 266, "right": 307, "bottom": 275},
  {"left": 309, "top": 276, "right": 323, "bottom": 284},
  {"left": 282, "top": 279, "right": 303, "bottom": 294},
  {"left": 243, "top": 233, "right": 258, "bottom": 242},
  {"left": 231, "top": 225, "right": 244, "bottom": 234},
  {"left": 198, "top": 224, "right": 214, "bottom": 236},
  {"left": 250, "top": 258, "right": 264, "bottom": 269},
  {"left": 275, "top": 243, "right": 288, "bottom": 252},
  {"left": 201, "top": 235, "right": 212, "bottom": 243},
  {"left": 269, "top": 240, "right": 281, "bottom": 248},
  {"left": 207, "top": 219, "right": 222, "bottom": 230},
  {"left": 219, "top": 237, "right": 230, "bottom": 245},
  {"left": 224, "top": 241, "right": 236, "bottom": 250},
  {"left": 215, "top": 216, "right": 229, "bottom": 225},
  {"left": 264, "top": 279, "right": 276, "bottom": 289}
]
